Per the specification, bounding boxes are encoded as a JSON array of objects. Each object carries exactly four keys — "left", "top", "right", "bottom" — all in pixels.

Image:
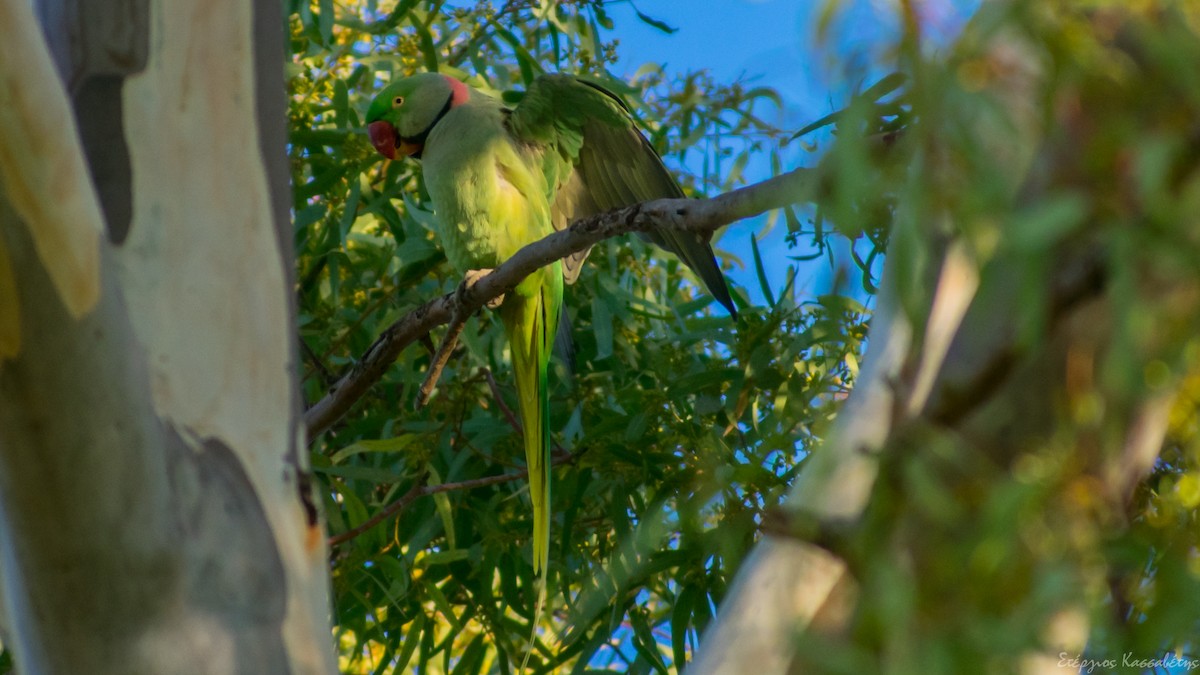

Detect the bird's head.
[{"left": 366, "top": 73, "right": 470, "bottom": 160}]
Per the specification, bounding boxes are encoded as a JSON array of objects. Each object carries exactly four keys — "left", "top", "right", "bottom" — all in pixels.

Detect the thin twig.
[
  {"left": 299, "top": 337, "right": 336, "bottom": 386},
  {"left": 415, "top": 310, "right": 467, "bottom": 409},
  {"left": 320, "top": 287, "right": 395, "bottom": 363},
  {"left": 480, "top": 367, "right": 573, "bottom": 457},
  {"left": 327, "top": 478, "right": 428, "bottom": 548},
  {"left": 445, "top": 0, "right": 525, "bottom": 66},
  {"left": 482, "top": 366, "right": 522, "bottom": 434},
  {"left": 418, "top": 273, "right": 506, "bottom": 407}
]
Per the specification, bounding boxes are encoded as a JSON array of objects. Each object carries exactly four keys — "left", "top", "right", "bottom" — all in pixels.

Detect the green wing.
[{"left": 506, "top": 74, "right": 737, "bottom": 317}]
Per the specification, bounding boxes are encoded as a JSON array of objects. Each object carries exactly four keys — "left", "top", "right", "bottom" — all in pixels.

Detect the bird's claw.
[{"left": 463, "top": 268, "right": 504, "bottom": 308}]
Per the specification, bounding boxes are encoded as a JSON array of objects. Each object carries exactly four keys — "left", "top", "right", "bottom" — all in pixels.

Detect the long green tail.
[
  {"left": 501, "top": 277, "right": 559, "bottom": 673},
  {"left": 501, "top": 282, "right": 558, "bottom": 577}
]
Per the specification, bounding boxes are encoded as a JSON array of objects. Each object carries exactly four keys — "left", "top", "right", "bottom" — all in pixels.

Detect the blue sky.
[
  {"left": 601, "top": 0, "right": 978, "bottom": 306},
  {"left": 605, "top": 0, "right": 978, "bottom": 139},
  {"left": 609, "top": 1, "right": 866, "bottom": 126}
]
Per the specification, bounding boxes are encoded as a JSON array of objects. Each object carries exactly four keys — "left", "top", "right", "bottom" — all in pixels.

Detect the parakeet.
[{"left": 365, "top": 72, "right": 735, "bottom": 582}]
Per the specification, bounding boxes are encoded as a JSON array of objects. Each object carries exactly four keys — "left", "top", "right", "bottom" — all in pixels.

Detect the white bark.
[
  {"left": 0, "top": 0, "right": 102, "bottom": 321},
  {"left": 687, "top": 252, "right": 912, "bottom": 675},
  {"left": 0, "top": 0, "right": 335, "bottom": 672}
]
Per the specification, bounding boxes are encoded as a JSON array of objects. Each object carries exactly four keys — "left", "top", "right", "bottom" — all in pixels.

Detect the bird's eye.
[{"left": 393, "top": 96, "right": 405, "bottom": 107}]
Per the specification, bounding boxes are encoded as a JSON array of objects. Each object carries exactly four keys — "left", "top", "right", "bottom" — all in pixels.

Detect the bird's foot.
[{"left": 464, "top": 268, "right": 504, "bottom": 309}]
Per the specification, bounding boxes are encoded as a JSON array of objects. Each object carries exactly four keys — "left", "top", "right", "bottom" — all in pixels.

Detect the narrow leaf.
[
  {"left": 750, "top": 233, "right": 776, "bottom": 307},
  {"left": 671, "top": 586, "right": 697, "bottom": 669},
  {"left": 331, "top": 434, "right": 417, "bottom": 463},
  {"left": 393, "top": 612, "right": 425, "bottom": 672},
  {"left": 317, "top": 0, "right": 334, "bottom": 44},
  {"left": 634, "top": 8, "right": 677, "bottom": 33},
  {"left": 427, "top": 467, "right": 457, "bottom": 550}
]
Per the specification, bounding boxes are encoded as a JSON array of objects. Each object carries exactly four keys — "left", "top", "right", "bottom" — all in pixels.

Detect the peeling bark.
[{"left": 0, "top": 1, "right": 335, "bottom": 672}]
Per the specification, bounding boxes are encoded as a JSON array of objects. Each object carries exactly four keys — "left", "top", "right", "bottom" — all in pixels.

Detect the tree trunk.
[{"left": 0, "top": 0, "right": 335, "bottom": 672}]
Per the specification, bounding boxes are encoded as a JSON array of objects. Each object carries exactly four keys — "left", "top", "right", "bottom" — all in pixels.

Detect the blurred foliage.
[
  {"left": 785, "top": 1, "right": 1200, "bottom": 673},
  {"left": 286, "top": 1, "right": 866, "bottom": 673}
]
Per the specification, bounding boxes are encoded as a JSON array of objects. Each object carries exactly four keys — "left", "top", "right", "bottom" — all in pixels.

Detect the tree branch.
[
  {"left": 327, "top": 478, "right": 427, "bottom": 549},
  {"left": 414, "top": 310, "right": 467, "bottom": 409},
  {"left": 482, "top": 367, "right": 522, "bottom": 434},
  {"left": 303, "top": 165, "right": 818, "bottom": 440}
]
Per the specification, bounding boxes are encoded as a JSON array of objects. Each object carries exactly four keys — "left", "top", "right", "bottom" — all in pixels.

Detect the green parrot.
[{"left": 365, "top": 72, "right": 735, "bottom": 581}]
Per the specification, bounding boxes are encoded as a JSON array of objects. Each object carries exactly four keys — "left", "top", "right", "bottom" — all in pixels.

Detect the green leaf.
[
  {"left": 673, "top": 295, "right": 716, "bottom": 316},
  {"left": 723, "top": 151, "right": 751, "bottom": 189},
  {"left": 742, "top": 86, "right": 785, "bottom": 109},
  {"left": 670, "top": 585, "right": 697, "bottom": 669},
  {"left": 592, "top": 295, "right": 614, "bottom": 360},
  {"left": 784, "top": 205, "right": 803, "bottom": 234},
  {"left": 623, "top": 411, "right": 650, "bottom": 442},
  {"left": 791, "top": 110, "right": 841, "bottom": 141},
  {"left": 425, "top": 581, "right": 462, "bottom": 631},
  {"left": 340, "top": 490, "right": 384, "bottom": 552},
  {"left": 633, "top": 8, "right": 677, "bottom": 34},
  {"left": 386, "top": 0, "right": 420, "bottom": 26},
  {"left": 289, "top": 129, "right": 350, "bottom": 146},
  {"left": 1006, "top": 192, "right": 1088, "bottom": 251},
  {"left": 410, "top": 15, "right": 439, "bottom": 72},
  {"left": 314, "top": 464, "right": 405, "bottom": 483},
  {"left": 860, "top": 71, "right": 907, "bottom": 101},
  {"left": 337, "top": 179, "right": 361, "bottom": 244},
  {"left": 421, "top": 549, "right": 470, "bottom": 566},
  {"left": 317, "top": 0, "right": 334, "bottom": 44},
  {"left": 294, "top": 203, "right": 327, "bottom": 232},
  {"left": 333, "top": 79, "right": 349, "bottom": 129},
  {"left": 427, "top": 467, "right": 458, "bottom": 550},
  {"left": 402, "top": 193, "right": 441, "bottom": 232},
  {"left": 594, "top": 4, "right": 614, "bottom": 30},
  {"left": 669, "top": 368, "right": 740, "bottom": 397},
  {"left": 393, "top": 612, "right": 425, "bottom": 672},
  {"left": 450, "top": 634, "right": 486, "bottom": 675},
  {"left": 628, "top": 609, "right": 669, "bottom": 673},
  {"left": 563, "top": 404, "right": 584, "bottom": 444},
  {"left": 750, "top": 232, "right": 776, "bottom": 307},
  {"left": 496, "top": 29, "right": 543, "bottom": 84},
  {"left": 375, "top": 554, "right": 409, "bottom": 588},
  {"left": 790, "top": 72, "right": 907, "bottom": 140},
  {"left": 331, "top": 434, "right": 418, "bottom": 464}
]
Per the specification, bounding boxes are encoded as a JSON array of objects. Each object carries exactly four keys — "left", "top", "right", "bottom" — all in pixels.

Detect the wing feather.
[{"left": 507, "top": 75, "right": 736, "bottom": 316}]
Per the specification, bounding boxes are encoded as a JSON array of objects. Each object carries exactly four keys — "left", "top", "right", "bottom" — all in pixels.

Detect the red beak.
[
  {"left": 368, "top": 120, "right": 398, "bottom": 159},
  {"left": 368, "top": 120, "right": 423, "bottom": 160}
]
